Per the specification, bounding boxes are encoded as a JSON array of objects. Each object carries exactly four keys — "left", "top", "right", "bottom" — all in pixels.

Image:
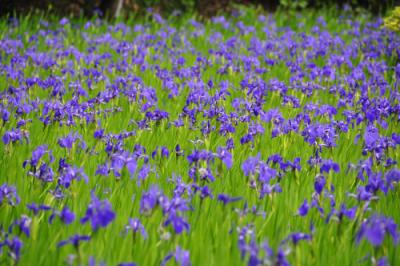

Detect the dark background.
[{"left": 0, "top": 0, "right": 398, "bottom": 18}]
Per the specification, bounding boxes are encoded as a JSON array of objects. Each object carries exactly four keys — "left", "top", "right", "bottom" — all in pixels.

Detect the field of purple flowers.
[{"left": 1, "top": 7, "right": 400, "bottom": 266}]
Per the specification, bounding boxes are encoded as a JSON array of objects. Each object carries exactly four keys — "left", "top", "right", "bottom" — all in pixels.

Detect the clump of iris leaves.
[{"left": 0, "top": 5, "right": 400, "bottom": 266}]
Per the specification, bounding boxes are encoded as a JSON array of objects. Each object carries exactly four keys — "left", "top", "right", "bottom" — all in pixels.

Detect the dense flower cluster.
[{"left": 0, "top": 7, "right": 399, "bottom": 266}]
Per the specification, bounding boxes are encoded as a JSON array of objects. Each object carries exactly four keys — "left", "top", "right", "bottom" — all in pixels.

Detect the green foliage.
[
  {"left": 128, "top": 0, "right": 196, "bottom": 14},
  {"left": 384, "top": 6, "right": 400, "bottom": 32},
  {"left": 279, "top": 0, "right": 308, "bottom": 10},
  {"left": 0, "top": 7, "right": 399, "bottom": 266}
]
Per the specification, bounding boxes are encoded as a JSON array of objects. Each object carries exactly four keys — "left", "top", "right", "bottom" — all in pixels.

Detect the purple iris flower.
[
  {"left": 1, "top": 236, "right": 23, "bottom": 261},
  {"left": 282, "top": 232, "right": 312, "bottom": 245},
  {"left": 314, "top": 175, "right": 326, "bottom": 194},
  {"left": 242, "top": 154, "right": 260, "bottom": 176},
  {"left": 2, "top": 128, "right": 26, "bottom": 144},
  {"left": 217, "top": 194, "right": 242, "bottom": 205},
  {"left": 23, "top": 145, "right": 51, "bottom": 169},
  {"left": 140, "top": 186, "right": 163, "bottom": 214},
  {"left": 60, "top": 207, "right": 76, "bottom": 224},
  {"left": 0, "top": 183, "right": 20, "bottom": 206},
  {"left": 58, "top": 132, "right": 85, "bottom": 150},
  {"left": 80, "top": 192, "right": 115, "bottom": 230},
  {"left": 161, "top": 246, "right": 191, "bottom": 266},
  {"left": 217, "top": 146, "right": 232, "bottom": 169},
  {"left": 27, "top": 203, "right": 51, "bottom": 215},
  {"left": 320, "top": 159, "right": 340, "bottom": 174},
  {"left": 356, "top": 214, "right": 399, "bottom": 247},
  {"left": 124, "top": 218, "right": 147, "bottom": 239},
  {"left": 9, "top": 216, "right": 31, "bottom": 237},
  {"left": 57, "top": 163, "right": 88, "bottom": 188},
  {"left": 164, "top": 212, "right": 190, "bottom": 234},
  {"left": 298, "top": 200, "right": 309, "bottom": 216},
  {"left": 57, "top": 234, "right": 90, "bottom": 249}
]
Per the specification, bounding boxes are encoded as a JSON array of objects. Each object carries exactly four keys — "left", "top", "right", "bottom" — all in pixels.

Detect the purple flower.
[
  {"left": 161, "top": 146, "right": 170, "bottom": 158},
  {"left": 164, "top": 212, "right": 190, "bottom": 234},
  {"left": 2, "top": 128, "right": 26, "bottom": 145},
  {"left": 174, "top": 246, "right": 191, "bottom": 266},
  {"left": 57, "top": 234, "right": 90, "bottom": 249},
  {"left": 1, "top": 236, "right": 23, "bottom": 261},
  {"left": 2, "top": 109, "right": 10, "bottom": 123},
  {"left": 217, "top": 146, "right": 232, "bottom": 169},
  {"left": 314, "top": 175, "right": 326, "bottom": 194},
  {"left": 355, "top": 186, "right": 376, "bottom": 202},
  {"left": 242, "top": 154, "right": 260, "bottom": 176},
  {"left": 9, "top": 216, "right": 31, "bottom": 237},
  {"left": 298, "top": 200, "right": 309, "bottom": 216},
  {"left": 89, "top": 257, "right": 106, "bottom": 266},
  {"left": 334, "top": 204, "right": 357, "bottom": 222},
  {"left": 23, "top": 145, "right": 50, "bottom": 169},
  {"left": 59, "top": 17, "right": 70, "bottom": 26},
  {"left": 260, "top": 183, "right": 282, "bottom": 198},
  {"left": 385, "top": 168, "right": 400, "bottom": 189},
  {"left": 365, "top": 172, "right": 385, "bottom": 194},
  {"left": 0, "top": 183, "right": 20, "bottom": 206},
  {"left": 60, "top": 207, "right": 76, "bottom": 224},
  {"left": 226, "top": 138, "right": 234, "bottom": 150},
  {"left": 94, "top": 129, "right": 104, "bottom": 139},
  {"left": 58, "top": 134, "right": 75, "bottom": 149},
  {"left": 302, "top": 123, "right": 337, "bottom": 148},
  {"left": 124, "top": 218, "right": 147, "bottom": 239},
  {"left": 27, "top": 203, "right": 51, "bottom": 215},
  {"left": 140, "top": 186, "right": 163, "bottom": 214},
  {"left": 187, "top": 150, "right": 212, "bottom": 165},
  {"left": 80, "top": 192, "right": 115, "bottom": 230},
  {"left": 151, "top": 147, "right": 159, "bottom": 159},
  {"left": 356, "top": 214, "right": 399, "bottom": 247},
  {"left": 192, "top": 184, "right": 213, "bottom": 199},
  {"left": 240, "top": 133, "right": 254, "bottom": 145},
  {"left": 282, "top": 232, "right": 312, "bottom": 245},
  {"left": 377, "top": 257, "right": 389, "bottom": 266},
  {"left": 57, "top": 162, "right": 88, "bottom": 188},
  {"left": 49, "top": 206, "right": 75, "bottom": 225},
  {"left": 259, "top": 164, "right": 277, "bottom": 183},
  {"left": 320, "top": 159, "right": 340, "bottom": 174},
  {"left": 198, "top": 167, "right": 215, "bottom": 182},
  {"left": 137, "top": 164, "right": 151, "bottom": 181},
  {"left": 275, "top": 247, "right": 291, "bottom": 266},
  {"left": 175, "top": 144, "right": 184, "bottom": 156},
  {"left": 364, "top": 125, "right": 380, "bottom": 151},
  {"left": 145, "top": 109, "right": 169, "bottom": 121},
  {"left": 217, "top": 194, "right": 242, "bottom": 205},
  {"left": 96, "top": 163, "right": 110, "bottom": 176},
  {"left": 161, "top": 246, "right": 191, "bottom": 266},
  {"left": 58, "top": 132, "right": 85, "bottom": 149}
]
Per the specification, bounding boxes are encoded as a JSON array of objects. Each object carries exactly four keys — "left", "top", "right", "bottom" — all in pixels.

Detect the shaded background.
[{"left": 0, "top": 0, "right": 398, "bottom": 18}]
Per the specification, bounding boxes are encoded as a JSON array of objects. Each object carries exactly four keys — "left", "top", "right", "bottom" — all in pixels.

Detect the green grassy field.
[{"left": 0, "top": 6, "right": 399, "bottom": 266}]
